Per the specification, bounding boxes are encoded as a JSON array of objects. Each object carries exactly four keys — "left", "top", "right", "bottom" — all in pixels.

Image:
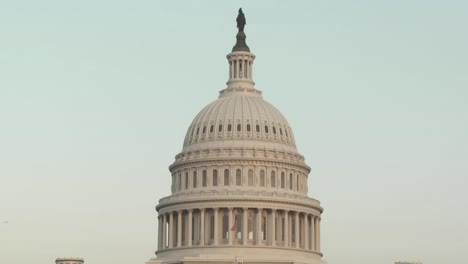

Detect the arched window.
[
  {"left": 280, "top": 128, "right": 283, "bottom": 135},
  {"left": 273, "top": 126, "right": 276, "bottom": 134},
  {"left": 193, "top": 171, "right": 197, "bottom": 188},
  {"left": 227, "top": 124, "right": 232, "bottom": 132},
  {"left": 285, "top": 128, "right": 289, "bottom": 137},
  {"left": 260, "top": 170, "right": 265, "bottom": 187},
  {"left": 178, "top": 173, "right": 182, "bottom": 190},
  {"left": 237, "top": 124, "right": 241, "bottom": 132},
  {"left": 218, "top": 124, "right": 223, "bottom": 132},
  {"left": 236, "top": 169, "right": 242, "bottom": 186},
  {"left": 296, "top": 174, "right": 299, "bottom": 191},
  {"left": 224, "top": 169, "right": 230, "bottom": 186},
  {"left": 265, "top": 126, "right": 269, "bottom": 133},
  {"left": 202, "top": 170, "right": 207, "bottom": 187},
  {"left": 202, "top": 126, "right": 206, "bottom": 134},
  {"left": 213, "top": 170, "right": 218, "bottom": 186},
  {"left": 271, "top": 171, "right": 276, "bottom": 188},
  {"left": 281, "top": 172, "right": 285, "bottom": 188},
  {"left": 256, "top": 124, "right": 260, "bottom": 132},
  {"left": 248, "top": 169, "right": 254, "bottom": 186},
  {"left": 247, "top": 124, "right": 251, "bottom": 132},
  {"left": 210, "top": 125, "right": 214, "bottom": 133},
  {"left": 196, "top": 127, "right": 200, "bottom": 135},
  {"left": 289, "top": 173, "right": 293, "bottom": 190},
  {"left": 185, "top": 172, "right": 189, "bottom": 189}
]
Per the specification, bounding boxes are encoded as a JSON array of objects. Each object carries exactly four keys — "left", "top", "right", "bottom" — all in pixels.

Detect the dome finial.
[{"left": 232, "top": 8, "right": 250, "bottom": 52}]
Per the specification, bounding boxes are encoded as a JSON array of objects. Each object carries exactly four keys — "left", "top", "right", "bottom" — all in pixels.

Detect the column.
[
  {"left": 177, "top": 211, "right": 182, "bottom": 247},
  {"left": 230, "top": 61, "right": 233, "bottom": 79},
  {"left": 213, "top": 208, "right": 219, "bottom": 245},
  {"left": 242, "top": 208, "right": 248, "bottom": 245},
  {"left": 311, "top": 215, "right": 315, "bottom": 251},
  {"left": 162, "top": 214, "right": 167, "bottom": 249},
  {"left": 200, "top": 209, "right": 205, "bottom": 245},
  {"left": 188, "top": 209, "right": 193, "bottom": 247},
  {"left": 270, "top": 209, "right": 276, "bottom": 246},
  {"left": 168, "top": 212, "right": 174, "bottom": 248},
  {"left": 284, "top": 210, "right": 289, "bottom": 247},
  {"left": 317, "top": 217, "right": 321, "bottom": 252},
  {"left": 157, "top": 216, "right": 162, "bottom": 250},
  {"left": 245, "top": 60, "right": 248, "bottom": 79},
  {"left": 228, "top": 207, "right": 233, "bottom": 245},
  {"left": 295, "top": 211, "right": 300, "bottom": 248},
  {"left": 304, "top": 214, "right": 309, "bottom": 250},
  {"left": 249, "top": 61, "right": 253, "bottom": 80},
  {"left": 256, "top": 208, "right": 262, "bottom": 245}
]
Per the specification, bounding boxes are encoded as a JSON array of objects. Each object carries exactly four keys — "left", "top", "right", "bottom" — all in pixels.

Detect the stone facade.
[{"left": 146, "top": 16, "right": 326, "bottom": 264}]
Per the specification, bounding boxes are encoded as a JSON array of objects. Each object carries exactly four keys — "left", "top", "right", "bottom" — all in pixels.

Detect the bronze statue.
[{"left": 236, "top": 8, "right": 246, "bottom": 32}]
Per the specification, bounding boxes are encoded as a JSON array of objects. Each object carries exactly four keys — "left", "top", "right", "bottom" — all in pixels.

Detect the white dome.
[{"left": 182, "top": 90, "right": 297, "bottom": 153}]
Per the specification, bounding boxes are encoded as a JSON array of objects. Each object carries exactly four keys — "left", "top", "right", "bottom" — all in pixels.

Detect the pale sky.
[{"left": 1, "top": 1, "right": 467, "bottom": 264}]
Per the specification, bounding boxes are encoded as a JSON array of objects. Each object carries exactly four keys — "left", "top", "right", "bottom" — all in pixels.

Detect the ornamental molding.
[
  {"left": 155, "top": 195, "right": 323, "bottom": 214},
  {"left": 170, "top": 156, "right": 310, "bottom": 173}
]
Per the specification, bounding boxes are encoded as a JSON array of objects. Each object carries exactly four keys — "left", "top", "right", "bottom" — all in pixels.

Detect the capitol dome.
[
  {"left": 183, "top": 91, "right": 297, "bottom": 153},
  {"left": 147, "top": 9, "right": 325, "bottom": 264}
]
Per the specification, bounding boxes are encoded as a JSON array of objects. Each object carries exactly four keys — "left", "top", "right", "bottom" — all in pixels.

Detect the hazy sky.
[{"left": 1, "top": 1, "right": 467, "bottom": 264}]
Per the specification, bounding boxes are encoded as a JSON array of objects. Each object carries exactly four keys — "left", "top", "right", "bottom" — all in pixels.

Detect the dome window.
[
  {"left": 285, "top": 129, "right": 289, "bottom": 137},
  {"left": 227, "top": 124, "right": 232, "bottom": 132},
  {"left": 178, "top": 173, "right": 182, "bottom": 191},
  {"left": 196, "top": 127, "right": 200, "bottom": 135},
  {"left": 210, "top": 125, "right": 214, "bottom": 133},
  {"left": 218, "top": 124, "right": 223, "bottom": 132},
  {"left": 202, "top": 170, "right": 207, "bottom": 187},
  {"left": 224, "top": 169, "right": 230, "bottom": 186},
  {"left": 202, "top": 126, "right": 206, "bottom": 134},
  {"left": 213, "top": 170, "right": 218, "bottom": 186},
  {"left": 193, "top": 171, "right": 198, "bottom": 188},
  {"left": 281, "top": 172, "right": 285, "bottom": 188},
  {"left": 237, "top": 124, "right": 241, "bottom": 132},
  {"left": 256, "top": 124, "right": 260, "bottom": 132},
  {"left": 271, "top": 171, "right": 276, "bottom": 187},
  {"left": 289, "top": 173, "right": 293, "bottom": 190},
  {"left": 272, "top": 126, "right": 276, "bottom": 134},
  {"left": 248, "top": 169, "right": 254, "bottom": 186},
  {"left": 264, "top": 126, "right": 269, "bottom": 133},
  {"left": 247, "top": 124, "right": 251, "bottom": 132},
  {"left": 260, "top": 170, "right": 265, "bottom": 187},
  {"left": 236, "top": 169, "right": 242, "bottom": 186},
  {"left": 279, "top": 128, "right": 283, "bottom": 136}
]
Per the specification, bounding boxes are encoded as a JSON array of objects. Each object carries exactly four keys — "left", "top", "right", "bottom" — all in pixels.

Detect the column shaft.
[
  {"left": 177, "top": 211, "right": 182, "bottom": 247},
  {"left": 304, "top": 214, "right": 309, "bottom": 250},
  {"left": 270, "top": 209, "right": 276, "bottom": 246},
  {"left": 256, "top": 208, "right": 262, "bottom": 245},
  {"left": 284, "top": 210, "right": 289, "bottom": 247},
  {"left": 295, "top": 211, "right": 300, "bottom": 248},
  {"left": 242, "top": 208, "right": 248, "bottom": 245},
  {"left": 213, "top": 208, "right": 219, "bottom": 245},
  {"left": 168, "top": 212, "right": 174, "bottom": 248},
  {"left": 162, "top": 214, "right": 167, "bottom": 249},
  {"left": 200, "top": 209, "right": 205, "bottom": 245},
  {"left": 188, "top": 210, "right": 193, "bottom": 247},
  {"left": 228, "top": 208, "right": 233, "bottom": 245},
  {"left": 317, "top": 217, "right": 321, "bottom": 252}
]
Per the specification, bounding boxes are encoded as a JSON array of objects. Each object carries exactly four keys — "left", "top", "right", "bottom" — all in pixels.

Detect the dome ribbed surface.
[{"left": 182, "top": 93, "right": 297, "bottom": 153}]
